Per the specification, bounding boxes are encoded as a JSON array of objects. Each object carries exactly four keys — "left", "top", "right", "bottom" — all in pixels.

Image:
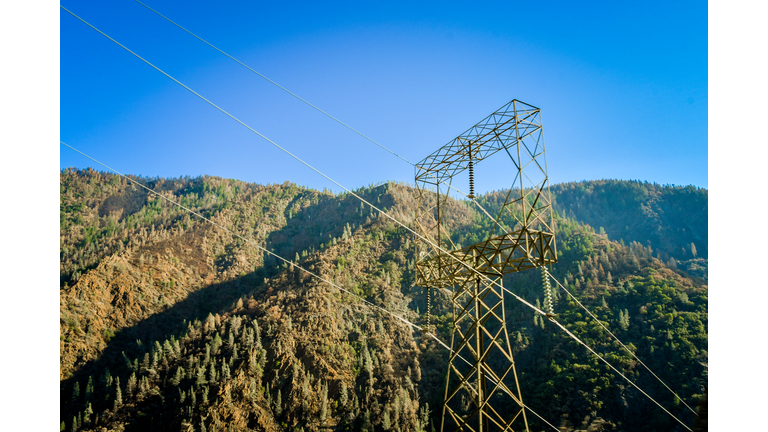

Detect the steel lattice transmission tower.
[{"left": 414, "top": 100, "right": 557, "bottom": 432}]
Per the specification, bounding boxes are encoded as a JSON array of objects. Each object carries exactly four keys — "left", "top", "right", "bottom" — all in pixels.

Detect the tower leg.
[{"left": 441, "top": 267, "right": 529, "bottom": 432}]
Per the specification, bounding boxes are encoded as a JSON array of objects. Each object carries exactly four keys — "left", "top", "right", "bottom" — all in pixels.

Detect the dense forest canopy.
[{"left": 60, "top": 168, "right": 707, "bottom": 432}]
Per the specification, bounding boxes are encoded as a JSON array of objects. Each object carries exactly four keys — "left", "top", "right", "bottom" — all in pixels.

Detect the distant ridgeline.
[
  {"left": 59, "top": 168, "right": 707, "bottom": 432},
  {"left": 550, "top": 179, "right": 707, "bottom": 260}
]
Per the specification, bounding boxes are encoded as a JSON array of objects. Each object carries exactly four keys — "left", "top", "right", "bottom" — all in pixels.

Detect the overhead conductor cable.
[
  {"left": 134, "top": 0, "right": 507, "bottom": 233},
  {"left": 60, "top": 140, "right": 561, "bottom": 432}
]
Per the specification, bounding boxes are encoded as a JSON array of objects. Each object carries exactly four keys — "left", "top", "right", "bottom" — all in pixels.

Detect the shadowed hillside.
[{"left": 60, "top": 169, "right": 706, "bottom": 432}]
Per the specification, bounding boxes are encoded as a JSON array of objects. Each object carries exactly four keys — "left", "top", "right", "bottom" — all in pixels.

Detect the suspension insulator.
[
  {"left": 542, "top": 267, "right": 555, "bottom": 317},
  {"left": 468, "top": 160, "right": 475, "bottom": 199},
  {"left": 426, "top": 286, "right": 432, "bottom": 334}
]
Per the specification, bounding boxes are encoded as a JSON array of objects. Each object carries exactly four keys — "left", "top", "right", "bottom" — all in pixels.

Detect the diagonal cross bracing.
[{"left": 414, "top": 100, "right": 557, "bottom": 432}]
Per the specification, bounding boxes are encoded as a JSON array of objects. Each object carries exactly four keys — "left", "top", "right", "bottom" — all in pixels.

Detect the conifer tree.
[
  {"left": 340, "top": 382, "right": 349, "bottom": 408},
  {"left": 172, "top": 366, "right": 184, "bottom": 386},
  {"left": 71, "top": 381, "right": 80, "bottom": 406},
  {"left": 275, "top": 389, "right": 282, "bottom": 416},
  {"left": 163, "top": 339, "right": 174, "bottom": 359},
  {"left": 412, "top": 358, "right": 422, "bottom": 381},
  {"left": 196, "top": 365, "right": 207, "bottom": 386},
  {"left": 382, "top": 406, "right": 392, "bottom": 430},
  {"left": 84, "top": 402, "right": 93, "bottom": 427},
  {"left": 208, "top": 361, "right": 217, "bottom": 383},
  {"left": 101, "top": 368, "right": 113, "bottom": 390},
  {"left": 222, "top": 361, "right": 231, "bottom": 381},
  {"left": 114, "top": 376, "right": 122, "bottom": 409},
  {"left": 254, "top": 320, "right": 262, "bottom": 348},
  {"left": 320, "top": 382, "right": 328, "bottom": 421},
  {"left": 85, "top": 376, "right": 94, "bottom": 402},
  {"left": 363, "top": 346, "right": 374, "bottom": 378},
  {"left": 420, "top": 403, "right": 431, "bottom": 432},
  {"left": 362, "top": 409, "right": 372, "bottom": 431},
  {"left": 127, "top": 372, "right": 137, "bottom": 396}
]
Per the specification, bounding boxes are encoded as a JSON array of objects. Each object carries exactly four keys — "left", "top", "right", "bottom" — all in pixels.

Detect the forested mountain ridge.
[
  {"left": 548, "top": 180, "right": 707, "bottom": 260},
  {"left": 59, "top": 169, "right": 707, "bottom": 432}
]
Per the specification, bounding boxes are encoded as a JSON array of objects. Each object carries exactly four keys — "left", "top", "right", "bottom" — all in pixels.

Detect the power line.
[
  {"left": 133, "top": 0, "right": 508, "bottom": 237},
  {"left": 59, "top": 142, "right": 415, "bottom": 330},
  {"left": 61, "top": 8, "right": 694, "bottom": 429},
  {"left": 546, "top": 317, "right": 693, "bottom": 432},
  {"left": 545, "top": 268, "right": 698, "bottom": 415},
  {"left": 133, "top": 0, "right": 414, "bottom": 167},
  {"left": 60, "top": 4, "right": 551, "bottom": 321},
  {"left": 59, "top": 140, "right": 560, "bottom": 432}
]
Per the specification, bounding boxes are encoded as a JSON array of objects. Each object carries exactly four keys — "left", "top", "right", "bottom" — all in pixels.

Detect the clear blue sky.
[{"left": 60, "top": 0, "right": 707, "bottom": 192}]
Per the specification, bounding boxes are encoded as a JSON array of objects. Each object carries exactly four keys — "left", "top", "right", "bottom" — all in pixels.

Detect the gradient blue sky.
[{"left": 61, "top": 0, "right": 707, "bottom": 193}]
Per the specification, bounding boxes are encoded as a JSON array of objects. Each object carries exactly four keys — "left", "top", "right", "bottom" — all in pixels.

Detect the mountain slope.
[
  {"left": 548, "top": 179, "right": 707, "bottom": 260},
  {"left": 59, "top": 169, "right": 707, "bottom": 432}
]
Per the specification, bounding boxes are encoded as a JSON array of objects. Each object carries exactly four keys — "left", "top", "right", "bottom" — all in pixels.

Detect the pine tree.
[
  {"left": 274, "top": 389, "right": 282, "bottom": 416},
  {"left": 222, "top": 361, "right": 231, "bottom": 381},
  {"left": 164, "top": 339, "right": 174, "bottom": 359},
  {"left": 173, "top": 366, "right": 184, "bottom": 386},
  {"left": 320, "top": 382, "right": 328, "bottom": 421},
  {"left": 127, "top": 372, "right": 137, "bottom": 396},
  {"left": 254, "top": 320, "right": 262, "bottom": 348},
  {"left": 114, "top": 376, "right": 122, "bottom": 408},
  {"left": 419, "top": 403, "right": 431, "bottom": 432},
  {"left": 70, "top": 381, "right": 81, "bottom": 411},
  {"left": 101, "top": 368, "right": 113, "bottom": 390},
  {"left": 208, "top": 361, "right": 217, "bottom": 383},
  {"left": 340, "top": 382, "right": 349, "bottom": 408},
  {"left": 363, "top": 346, "right": 374, "bottom": 377},
  {"left": 196, "top": 365, "right": 207, "bottom": 386},
  {"left": 362, "top": 409, "right": 372, "bottom": 431},
  {"left": 85, "top": 376, "right": 94, "bottom": 402},
  {"left": 84, "top": 402, "right": 93, "bottom": 426},
  {"left": 382, "top": 406, "right": 392, "bottom": 430},
  {"left": 412, "top": 358, "right": 422, "bottom": 381},
  {"left": 619, "top": 309, "right": 630, "bottom": 331},
  {"left": 141, "top": 352, "right": 151, "bottom": 372}
]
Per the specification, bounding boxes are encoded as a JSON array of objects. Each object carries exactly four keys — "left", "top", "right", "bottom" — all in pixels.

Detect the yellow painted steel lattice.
[{"left": 414, "top": 99, "right": 557, "bottom": 432}]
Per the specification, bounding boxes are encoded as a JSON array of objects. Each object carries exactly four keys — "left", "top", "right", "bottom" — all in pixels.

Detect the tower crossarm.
[{"left": 415, "top": 228, "right": 557, "bottom": 288}]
